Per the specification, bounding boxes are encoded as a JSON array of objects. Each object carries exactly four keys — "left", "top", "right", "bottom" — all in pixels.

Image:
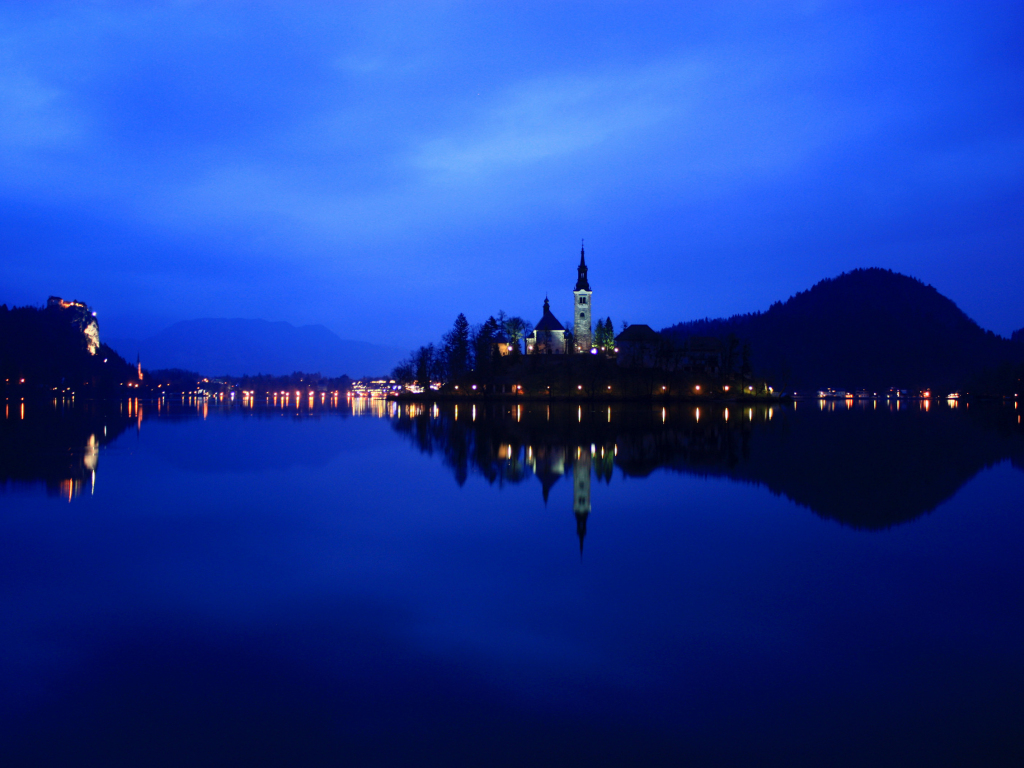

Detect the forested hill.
[{"left": 663, "top": 269, "right": 1023, "bottom": 392}]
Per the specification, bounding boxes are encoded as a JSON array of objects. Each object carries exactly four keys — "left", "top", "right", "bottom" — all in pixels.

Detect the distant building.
[
  {"left": 573, "top": 242, "right": 592, "bottom": 352},
  {"left": 615, "top": 324, "right": 662, "bottom": 367},
  {"left": 526, "top": 298, "right": 569, "bottom": 355},
  {"left": 683, "top": 336, "right": 722, "bottom": 374},
  {"left": 491, "top": 329, "right": 513, "bottom": 357}
]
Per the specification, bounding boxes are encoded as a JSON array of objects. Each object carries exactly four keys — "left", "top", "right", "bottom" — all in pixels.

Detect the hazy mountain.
[
  {"left": 107, "top": 319, "right": 404, "bottom": 378},
  {"left": 663, "top": 268, "right": 1023, "bottom": 392}
]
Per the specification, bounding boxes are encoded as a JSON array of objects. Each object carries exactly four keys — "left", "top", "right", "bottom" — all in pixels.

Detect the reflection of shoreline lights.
[{"left": 724, "top": 408, "right": 729, "bottom": 422}]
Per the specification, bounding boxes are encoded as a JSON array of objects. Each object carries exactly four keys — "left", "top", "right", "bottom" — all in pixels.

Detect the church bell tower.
[{"left": 573, "top": 241, "right": 592, "bottom": 352}]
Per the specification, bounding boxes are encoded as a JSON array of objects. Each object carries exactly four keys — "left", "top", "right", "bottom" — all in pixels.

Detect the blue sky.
[{"left": 1, "top": 2, "right": 1022, "bottom": 348}]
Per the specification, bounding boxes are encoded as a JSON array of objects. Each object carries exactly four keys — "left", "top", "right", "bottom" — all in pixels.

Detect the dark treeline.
[
  {"left": 392, "top": 311, "right": 530, "bottom": 386},
  {"left": 144, "top": 369, "right": 354, "bottom": 394},
  {"left": 391, "top": 400, "right": 1024, "bottom": 530},
  {"left": 663, "top": 268, "right": 1024, "bottom": 393},
  {"left": 391, "top": 311, "right": 771, "bottom": 398},
  {"left": 0, "top": 302, "right": 135, "bottom": 395}
]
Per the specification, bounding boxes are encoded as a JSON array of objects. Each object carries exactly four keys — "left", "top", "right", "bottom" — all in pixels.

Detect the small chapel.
[{"left": 525, "top": 243, "right": 593, "bottom": 355}]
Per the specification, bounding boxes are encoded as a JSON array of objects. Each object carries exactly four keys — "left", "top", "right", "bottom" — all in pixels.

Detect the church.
[{"left": 525, "top": 243, "right": 593, "bottom": 355}]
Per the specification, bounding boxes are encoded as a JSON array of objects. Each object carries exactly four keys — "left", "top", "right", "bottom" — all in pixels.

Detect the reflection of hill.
[
  {"left": 392, "top": 401, "right": 1024, "bottom": 529},
  {"left": 0, "top": 400, "right": 134, "bottom": 498},
  {"left": 719, "top": 405, "right": 1023, "bottom": 528}
]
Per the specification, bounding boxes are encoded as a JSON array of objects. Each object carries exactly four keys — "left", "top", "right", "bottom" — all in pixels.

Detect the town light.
[
  {"left": 578, "top": 385, "right": 583, "bottom": 390},
  {"left": 695, "top": 385, "right": 700, "bottom": 391},
  {"left": 471, "top": 385, "right": 477, "bottom": 390},
  {"left": 590, "top": 348, "right": 598, "bottom": 355},
  {"left": 723, "top": 385, "right": 730, "bottom": 391}
]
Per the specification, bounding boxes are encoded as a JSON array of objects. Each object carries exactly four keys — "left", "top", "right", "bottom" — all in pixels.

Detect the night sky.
[{"left": 2, "top": 2, "right": 1022, "bottom": 349}]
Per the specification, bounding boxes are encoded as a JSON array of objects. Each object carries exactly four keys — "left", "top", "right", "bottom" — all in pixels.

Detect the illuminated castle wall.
[{"left": 47, "top": 296, "right": 100, "bottom": 355}]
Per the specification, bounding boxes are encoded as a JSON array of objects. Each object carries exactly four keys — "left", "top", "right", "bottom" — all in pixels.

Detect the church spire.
[{"left": 575, "top": 241, "right": 590, "bottom": 291}]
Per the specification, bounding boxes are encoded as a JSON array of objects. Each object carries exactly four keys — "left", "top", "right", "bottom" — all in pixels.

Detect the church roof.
[
  {"left": 533, "top": 298, "right": 565, "bottom": 332},
  {"left": 615, "top": 324, "right": 661, "bottom": 342}
]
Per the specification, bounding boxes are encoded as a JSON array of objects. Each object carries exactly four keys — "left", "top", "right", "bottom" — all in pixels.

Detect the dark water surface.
[{"left": 2, "top": 396, "right": 1022, "bottom": 766}]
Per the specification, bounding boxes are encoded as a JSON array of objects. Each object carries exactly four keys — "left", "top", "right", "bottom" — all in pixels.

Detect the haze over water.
[{"left": 2, "top": 396, "right": 1022, "bottom": 766}]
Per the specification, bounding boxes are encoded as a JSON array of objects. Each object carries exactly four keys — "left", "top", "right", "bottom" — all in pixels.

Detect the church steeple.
[
  {"left": 572, "top": 240, "right": 593, "bottom": 351},
  {"left": 575, "top": 240, "right": 590, "bottom": 291}
]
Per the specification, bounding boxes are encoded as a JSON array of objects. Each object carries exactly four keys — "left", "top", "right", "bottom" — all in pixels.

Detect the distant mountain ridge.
[
  {"left": 663, "top": 268, "right": 1023, "bottom": 391},
  {"left": 107, "top": 318, "right": 403, "bottom": 379}
]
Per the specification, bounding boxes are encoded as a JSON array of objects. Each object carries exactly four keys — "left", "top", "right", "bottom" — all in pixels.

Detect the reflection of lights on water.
[
  {"left": 724, "top": 408, "right": 729, "bottom": 422},
  {"left": 695, "top": 408, "right": 700, "bottom": 423},
  {"left": 662, "top": 407, "right": 666, "bottom": 424},
  {"left": 472, "top": 404, "right": 476, "bottom": 422},
  {"left": 84, "top": 435, "right": 98, "bottom": 471},
  {"left": 517, "top": 405, "right": 521, "bottom": 423},
  {"left": 607, "top": 407, "right": 611, "bottom": 423},
  {"left": 578, "top": 406, "right": 582, "bottom": 423},
  {"left": 769, "top": 407, "right": 773, "bottom": 420},
  {"left": 614, "top": 444, "right": 617, "bottom": 457},
  {"left": 748, "top": 408, "right": 753, "bottom": 421},
  {"left": 454, "top": 405, "right": 459, "bottom": 421}
]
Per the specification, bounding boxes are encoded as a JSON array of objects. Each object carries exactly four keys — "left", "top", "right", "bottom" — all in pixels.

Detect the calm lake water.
[{"left": 2, "top": 395, "right": 1022, "bottom": 766}]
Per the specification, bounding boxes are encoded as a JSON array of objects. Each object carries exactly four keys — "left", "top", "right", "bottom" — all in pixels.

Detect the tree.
[
  {"left": 415, "top": 344, "right": 435, "bottom": 387},
  {"left": 441, "top": 313, "right": 471, "bottom": 381},
  {"left": 594, "top": 316, "right": 615, "bottom": 350},
  {"left": 472, "top": 317, "right": 500, "bottom": 377},
  {"left": 392, "top": 358, "right": 414, "bottom": 384},
  {"left": 502, "top": 315, "right": 528, "bottom": 355}
]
